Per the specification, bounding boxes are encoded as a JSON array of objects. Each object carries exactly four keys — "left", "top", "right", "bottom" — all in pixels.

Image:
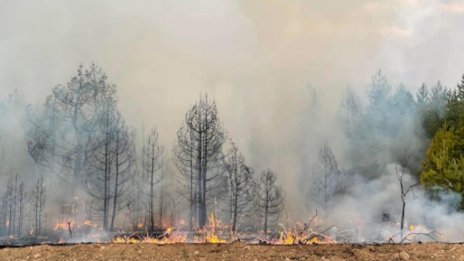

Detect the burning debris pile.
[{"left": 273, "top": 214, "right": 335, "bottom": 245}]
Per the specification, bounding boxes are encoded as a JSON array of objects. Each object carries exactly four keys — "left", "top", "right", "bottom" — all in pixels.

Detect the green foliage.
[
  {"left": 419, "top": 75, "right": 464, "bottom": 208},
  {"left": 446, "top": 75, "right": 464, "bottom": 127},
  {"left": 421, "top": 124, "right": 464, "bottom": 208},
  {"left": 416, "top": 82, "right": 448, "bottom": 138}
]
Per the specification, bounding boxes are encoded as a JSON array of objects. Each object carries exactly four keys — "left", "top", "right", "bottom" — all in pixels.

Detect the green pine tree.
[{"left": 421, "top": 124, "right": 464, "bottom": 208}]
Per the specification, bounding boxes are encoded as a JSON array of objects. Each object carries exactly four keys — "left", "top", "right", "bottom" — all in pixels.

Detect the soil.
[{"left": 0, "top": 242, "right": 462, "bottom": 260}]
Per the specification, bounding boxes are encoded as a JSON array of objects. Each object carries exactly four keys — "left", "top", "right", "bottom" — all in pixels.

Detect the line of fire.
[{"left": 1, "top": 64, "right": 464, "bottom": 247}]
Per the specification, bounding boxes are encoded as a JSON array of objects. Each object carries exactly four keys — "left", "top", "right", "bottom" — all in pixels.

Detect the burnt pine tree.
[
  {"left": 157, "top": 164, "right": 174, "bottom": 228},
  {"left": 32, "top": 175, "right": 46, "bottom": 239},
  {"left": 224, "top": 141, "right": 255, "bottom": 235},
  {"left": 109, "top": 113, "right": 136, "bottom": 231},
  {"left": 7, "top": 176, "right": 17, "bottom": 236},
  {"left": 174, "top": 93, "right": 226, "bottom": 228},
  {"left": 84, "top": 92, "right": 117, "bottom": 230},
  {"left": 142, "top": 128, "right": 163, "bottom": 232},
  {"left": 255, "top": 169, "right": 284, "bottom": 240},
  {"left": 17, "top": 181, "right": 26, "bottom": 236},
  {"left": 84, "top": 94, "right": 135, "bottom": 231},
  {"left": 311, "top": 143, "right": 341, "bottom": 212},
  {"left": 26, "top": 64, "right": 117, "bottom": 196},
  {"left": 174, "top": 122, "right": 196, "bottom": 231}
]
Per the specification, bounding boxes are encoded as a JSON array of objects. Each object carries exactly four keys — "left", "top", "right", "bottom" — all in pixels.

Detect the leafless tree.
[
  {"left": 17, "top": 182, "right": 26, "bottom": 236},
  {"left": 84, "top": 93, "right": 116, "bottom": 230},
  {"left": 32, "top": 175, "right": 46, "bottom": 239},
  {"left": 0, "top": 182, "right": 10, "bottom": 236},
  {"left": 84, "top": 99, "right": 136, "bottom": 231},
  {"left": 7, "top": 175, "right": 17, "bottom": 236},
  {"left": 173, "top": 124, "right": 196, "bottom": 231},
  {"left": 255, "top": 169, "right": 284, "bottom": 240},
  {"left": 109, "top": 114, "right": 136, "bottom": 231},
  {"left": 395, "top": 165, "right": 417, "bottom": 240},
  {"left": 142, "top": 128, "right": 163, "bottom": 232},
  {"left": 158, "top": 179, "right": 165, "bottom": 228},
  {"left": 2, "top": 175, "right": 26, "bottom": 237},
  {"left": 311, "top": 143, "right": 341, "bottom": 212},
  {"left": 25, "top": 64, "right": 117, "bottom": 195},
  {"left": 174, "top": 93, "right": 226, "bottom": 228},
  {"left": 391, "top": 149, "right": 417, "bottom": 240},
  {"left": 224, "top": 141, "right": 255, "bottom": 235},
  {"left": 0, "top": 175, "right": 22, "bottom": 236}
]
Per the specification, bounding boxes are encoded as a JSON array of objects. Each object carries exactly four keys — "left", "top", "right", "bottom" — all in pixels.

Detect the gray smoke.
[{"left": 1, "top": 0, "right": 464, "bottom": 242}]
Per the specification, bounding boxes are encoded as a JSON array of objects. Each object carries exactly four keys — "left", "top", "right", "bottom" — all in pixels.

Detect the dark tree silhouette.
[
  {"left": 174, "top": 93, "right": 226, "bottom": 228},
  {"left": 25, "top": 64, "right": 117, "bottom": 196},
  {"left": 32, "top": 176, "right": 46, "bottom": 239},
  {"left": 142, "top": 128, "right": 163, "bottom": 232},
  {"left": 255, "top": 169, "right": 284, "bottom": 240},
  {"left": 224, "top": 141, "right": 255, "bottom": 235},
  {"left": 311, "top": 143, "right": 341, "bottom": 212}
]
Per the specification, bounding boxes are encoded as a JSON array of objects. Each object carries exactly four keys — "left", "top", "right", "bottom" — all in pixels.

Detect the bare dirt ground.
[{"left": 0, "top": 242, "right": 462, "bottom": 261}]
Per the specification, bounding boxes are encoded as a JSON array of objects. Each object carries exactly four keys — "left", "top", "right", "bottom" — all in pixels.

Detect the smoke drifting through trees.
[
  {"left": 3, "top": 63, "right": 464, "bottom": 243},
  {"left": 310, "top": 143, "right": 342, "bottom": 213}
]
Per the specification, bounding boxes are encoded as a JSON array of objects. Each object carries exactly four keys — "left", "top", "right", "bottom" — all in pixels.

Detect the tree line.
[
  {"left": 2, "top": 64, "right": 464, "bottom": 240},
  {"left": 0, "top": 64, "right": 284, "bottom": 240}
]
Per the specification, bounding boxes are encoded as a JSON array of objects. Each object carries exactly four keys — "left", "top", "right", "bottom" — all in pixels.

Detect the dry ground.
[{"left": 0, "top": 242, "right": 462, "bottom": 260}]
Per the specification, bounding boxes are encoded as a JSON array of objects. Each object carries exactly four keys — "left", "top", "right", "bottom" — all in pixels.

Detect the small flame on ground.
[
  {"left": 273, "top": 222, "right": 335, "bottom": 245},
  {"left": 203, "top": 214, "right": 226, "bottom": 243},
  {"left": 54, "top": 221, "right": 74, "bottom": 230},
  {"left": 112, "top": 214, "right": 227, "bottom": 244}
]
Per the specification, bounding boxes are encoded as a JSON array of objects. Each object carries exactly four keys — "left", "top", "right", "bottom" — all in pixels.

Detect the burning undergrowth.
[
  {"left": 1, "top": 207, "right": 450, "bottom": 247},
  {"left": 2, "top": 65, "right": 464, "bottom": 248}
]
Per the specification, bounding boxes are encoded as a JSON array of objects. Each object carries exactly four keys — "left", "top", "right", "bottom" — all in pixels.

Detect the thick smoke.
[{"left": 1, "top": 0, "right": 464, "bottom": 242}]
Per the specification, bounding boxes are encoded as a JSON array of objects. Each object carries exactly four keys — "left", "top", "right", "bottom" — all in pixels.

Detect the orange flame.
[
  {"left": 274, "top": 223, "right": 335, "bottom": 245},
  {"left": 112, "top": 214, "right": 227, "bottom": 244},
  {"left": 54, "top": 221, "right": 74, "bottom": 230}
]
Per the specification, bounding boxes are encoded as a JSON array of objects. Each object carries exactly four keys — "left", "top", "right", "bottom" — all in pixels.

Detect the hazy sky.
[{"left": 1, "top": 0, "right": 464, "bottom": 173}]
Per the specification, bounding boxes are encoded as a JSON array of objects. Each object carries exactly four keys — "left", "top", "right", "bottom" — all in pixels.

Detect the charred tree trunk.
[
  {"left": 158, "top": 186, "right": 164, "bottom": 228},
  {"left": 174, "top": 93, "right": 225, "bottom": 230},
  {"left": 395, "top": 164, "right": 416, "bottom": 241},
  {"left": 33, "top": 176, "right": 45, "bottom": 239},
  {"left": 189, "top": 148, "right": 194, "bottom": 231},
  {"left": 142, "top": 129, "right": 163, "bottom": 233},
  {"left": 18, "top": 182, "right": 24, "bottom": 236},
  {"left": 232, "top": 181, "right": 239, "bottom": 234},
  {"left": 400, "top": 199, "right": 406, "bottom": 239},
  {"left": 110, "top": 131, "right": 120, "bottom": 231},
  {"left": 149, "top": 158, "right": 155, "bottom": 232},
  {"left": 264, "top": 195, "right": 269, "bottom": 239},
  {"left": 255, "top": 169, "right": 284, "bottom": 241}
]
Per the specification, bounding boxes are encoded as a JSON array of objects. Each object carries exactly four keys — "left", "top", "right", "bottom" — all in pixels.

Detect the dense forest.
[{"left": 1, "top": 64, "right": 464, "bottom": 242}]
